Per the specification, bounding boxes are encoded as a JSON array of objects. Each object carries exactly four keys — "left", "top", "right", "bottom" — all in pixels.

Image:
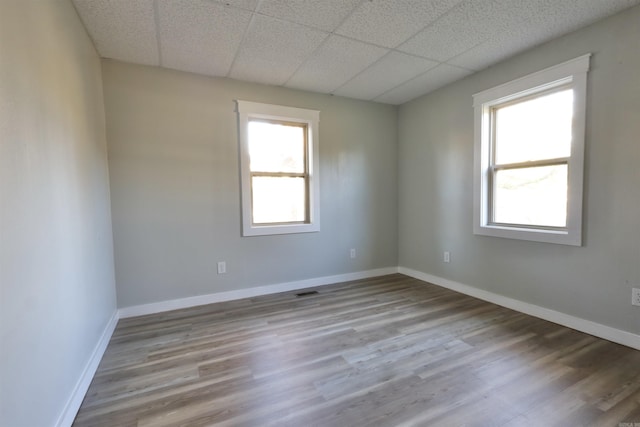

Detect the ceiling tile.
[
  {"left": 257, "top": 0, "right": 361, "bottom": 32},
  {"left": 74, "top": 0, "right": 640, "bottom": 105},
  {"left": 447, "top": 36, "right": 537, "bottom": 72},
  {"left": 446, "top": 15, "right": 553, "bottom": 72},
  {"left": 448, "top": 0, "right": 640, "bottom": 71},
  {"left": 285, "top": 36, "right": 388, "bottom": 94},
  {"left": 72, "top": 0, "right": 158, "bottom": 65},
  {"left": 210, "top": 0, "right": 259, "bottom": 11},
  {"left": 375, "top": 64, "right": 472, "bottom": 105},
  {"left": 398, "top": 0, "right": 511, "bottom": 62},
  {"left": 229, "top": 15, "right": 328, "bottom": 86},
  {"left": 334, "top": 51, "right": 438, "bottom": 100},
  {"left": 157, "top": 0, "right": 252, "bottom": 77},
  {"left": 335, "top": 0, "right": 465, "bottom": 48},
  {"left": 502, "top": 0, "right": 639, "bottom": 32}
]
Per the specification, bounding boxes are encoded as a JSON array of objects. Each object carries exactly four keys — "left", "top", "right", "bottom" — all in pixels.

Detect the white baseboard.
[
  {"left": 118, "top": 267, "right": 399, "bottom": 318},
  {"left": 399, "top": 266, "right": 640, "bottom": 351},
  {"left": 55, "top": 310, "right": 119, "bottom": 427}
]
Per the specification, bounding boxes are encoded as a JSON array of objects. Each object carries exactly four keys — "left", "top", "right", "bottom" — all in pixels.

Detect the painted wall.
[
  {"left": 398, "top": 6, "right": 640, "bottom": 335},
  {"left": 0, "top": 1, "right": 117, "bottom": 426},
  {"left": 102, "top": 61, "right": 398, "bottom": 308}
]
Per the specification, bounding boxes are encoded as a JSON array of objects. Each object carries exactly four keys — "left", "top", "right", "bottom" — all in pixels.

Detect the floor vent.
[{"left": 295, "top": 291, "right": 319, "bottom": 297}]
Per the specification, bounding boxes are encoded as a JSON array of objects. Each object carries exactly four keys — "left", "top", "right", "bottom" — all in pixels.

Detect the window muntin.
[
  {"left": 473, "top": 54, "right": 590, "bottom": 246},
  {"left": 236, "top": 101, "right": 320, "bottom": 237}
]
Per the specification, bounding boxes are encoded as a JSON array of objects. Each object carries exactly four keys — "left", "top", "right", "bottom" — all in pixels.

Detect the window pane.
[
  {"left": 249, "top": 121, "right": 305, "bottom": 173},
  {"left": 494, "top": 89, "right": 573, "bottom": 164},
  {"left": 252, "top": 177, "right": 306, "bottom": 224},
  {"left": 494, "top": 165, "right": 568, "bottom": 227}
]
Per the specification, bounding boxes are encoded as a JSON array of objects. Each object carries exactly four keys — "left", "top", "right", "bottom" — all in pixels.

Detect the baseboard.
[
  {"left": 118, "top": 267, "right": 399, "bottom": 318},
  {"left": 399, "top": 267, "right": 640, "bottom": 350},
  {"left": 55, "top": 310, "right": 119, "bottom": 427}
]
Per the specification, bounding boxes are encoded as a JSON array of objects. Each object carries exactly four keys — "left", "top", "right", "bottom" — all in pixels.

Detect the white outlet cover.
[{"left": 217, "top": 261, "right": 226, "bottom": 274}]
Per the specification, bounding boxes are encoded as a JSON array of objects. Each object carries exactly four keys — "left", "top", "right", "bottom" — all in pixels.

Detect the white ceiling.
[{"left": 72, "top": 0, "right": 639, "bottom": 105}]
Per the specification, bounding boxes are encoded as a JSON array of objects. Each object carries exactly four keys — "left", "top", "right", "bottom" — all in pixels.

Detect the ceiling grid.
[{"left": 73, "top": 0, "right": 640, "bottom": 104}]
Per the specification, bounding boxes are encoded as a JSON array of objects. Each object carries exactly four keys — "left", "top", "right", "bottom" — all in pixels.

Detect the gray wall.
[
  {"left": 0, "top": 1, "right": 117, "bottom": 426},
  {"left": 398, "top": 6, "right": 640, "bottom": 334},
  {"left": 102, "top": 61, "right": 398, "bottom": 308}
]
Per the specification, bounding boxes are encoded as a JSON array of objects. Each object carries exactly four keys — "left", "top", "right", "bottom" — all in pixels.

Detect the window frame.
[
  {"left": 236, "top": 100, "right": 320, "bottom": 237},
  {"left": 249, "top": 118, "right": 310, "bottom": 225},
  {"left": 472, "top": 54, "right": 590, "bottom": 246}
]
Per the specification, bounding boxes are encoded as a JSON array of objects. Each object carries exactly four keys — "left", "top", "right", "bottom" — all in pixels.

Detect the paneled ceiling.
[{"left": 72, "top": 0, "right": 639, "bottom": 105}]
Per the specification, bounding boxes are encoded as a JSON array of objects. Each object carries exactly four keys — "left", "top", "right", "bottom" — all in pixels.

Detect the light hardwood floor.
[{"left": 73, "top": 274, "right": 640, "bottom": 426}]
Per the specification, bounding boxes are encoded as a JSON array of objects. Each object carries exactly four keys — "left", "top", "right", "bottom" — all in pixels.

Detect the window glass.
[
  {"left": 248, "top": 121, "right": 306, "bottom": 173},
  {"left": 494, "top": 164, "right": 568, "bottom": 227},
  {"left": 494, "top": 89, "right": 573, "bottom": 165},
  {"left": 252, "top": 177, "right": 306, "bottom": 224}
]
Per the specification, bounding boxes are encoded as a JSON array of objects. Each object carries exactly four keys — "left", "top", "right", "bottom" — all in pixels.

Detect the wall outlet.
[
  {"left": 443, "top": 251, "right": 450, "bottom": 263},
  {"left": 350, "top": 248, "right": 356, "bottom": 259},
  {"left": 632, "top": 288, "right": 640, "bottom": 306},
  {"left": 217, "top": 261, "right": 226, "bottom": 274}
]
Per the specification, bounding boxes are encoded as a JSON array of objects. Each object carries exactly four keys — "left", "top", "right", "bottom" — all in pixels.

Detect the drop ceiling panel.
[
  {"left": 449, "top": 0, "right": 639, "bottom": 71},
  {"left": 257, "top": 0, "right": 361, "bottom": 32},
  {"left": 157, "top": 0, "right": 252, "bottom": 77},
  {"left": 522, "top": 0, "right": 640, "bottom": 29},
  {"left": 73, "top": 0, "right": 640, "bottom": 104},
  {"left": 229, "top": 15, "right": 328, "bottom": 86},
  {"left": 517, "top": 0, "right": 640, "bottom": 40},
  {"left": 72, "top": 0, "right": 159, "bottom": 65},
  {"left": 398, "top": 0, "right": 508, "bottom": 61},
  {"left": 334, "top": 52, "right": 439, "bottom": 101},
  {"left": 285, "top": 36, "right": 388, "bottom": 94},
  {"left": 446, "top": 8, "right": 553, "bottom": 71},
  {"left": 447, "top": 34, "right": 541, "bottom": 72},
  {"left": 335, "top": 0, "right": 465, "bottom": 48},
  {"left": 375, "top": 64, "right": 472, "bottom": 105},
  {"left": 210, "top": 0, "right": 259, "bottom": 11}
]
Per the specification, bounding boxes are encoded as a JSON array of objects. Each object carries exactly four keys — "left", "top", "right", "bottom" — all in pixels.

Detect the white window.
[
  {"left": 236, "top": 100, "right": 320, "bottom": 236},
  {"left": 473, "top": 55, "right": 590, "bottom": 246}
]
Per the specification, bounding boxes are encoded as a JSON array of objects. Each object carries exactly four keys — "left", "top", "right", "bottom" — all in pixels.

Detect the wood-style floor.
[{"left": 73, "top": 274, "right": 640, "bottom": 426}]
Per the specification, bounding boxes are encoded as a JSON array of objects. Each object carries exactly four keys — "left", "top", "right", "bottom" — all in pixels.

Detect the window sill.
[
  {"left": 474, "top": 223, "right": 581, "bottom": 246},
  {"left": 242, "top": 223, "right": 320, "bottom": 237}
]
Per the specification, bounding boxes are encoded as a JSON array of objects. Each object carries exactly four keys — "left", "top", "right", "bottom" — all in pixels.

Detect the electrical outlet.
[
  {"left": 350, "top": 248, "right": 356, "bottom": 259},
  {"left": 217, "top": 261, "right": 226, "bottom": 274},
  {"left": 632, "top": 288, "right": 640, "bottom": 307},
  {"left": 443, "top": 251, "right": 450, "bottom": 263}
]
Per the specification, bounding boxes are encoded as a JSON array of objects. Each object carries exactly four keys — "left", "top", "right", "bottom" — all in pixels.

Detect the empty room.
[{"left": 2, "top": 0, "right": 640, "bottom": 426}]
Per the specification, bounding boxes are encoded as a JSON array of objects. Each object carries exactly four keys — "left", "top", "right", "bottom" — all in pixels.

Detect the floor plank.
[{"left": 73, "top": 274, "right": 640, "bottom": 426}]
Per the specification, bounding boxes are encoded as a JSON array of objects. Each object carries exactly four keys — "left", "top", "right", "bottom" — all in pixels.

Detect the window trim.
[
  {"left": 472, "top": 54, "right": 590, "bottom": 246},
  {"left": 236, "top": 100, "right": 320, "bottom": 237}
]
